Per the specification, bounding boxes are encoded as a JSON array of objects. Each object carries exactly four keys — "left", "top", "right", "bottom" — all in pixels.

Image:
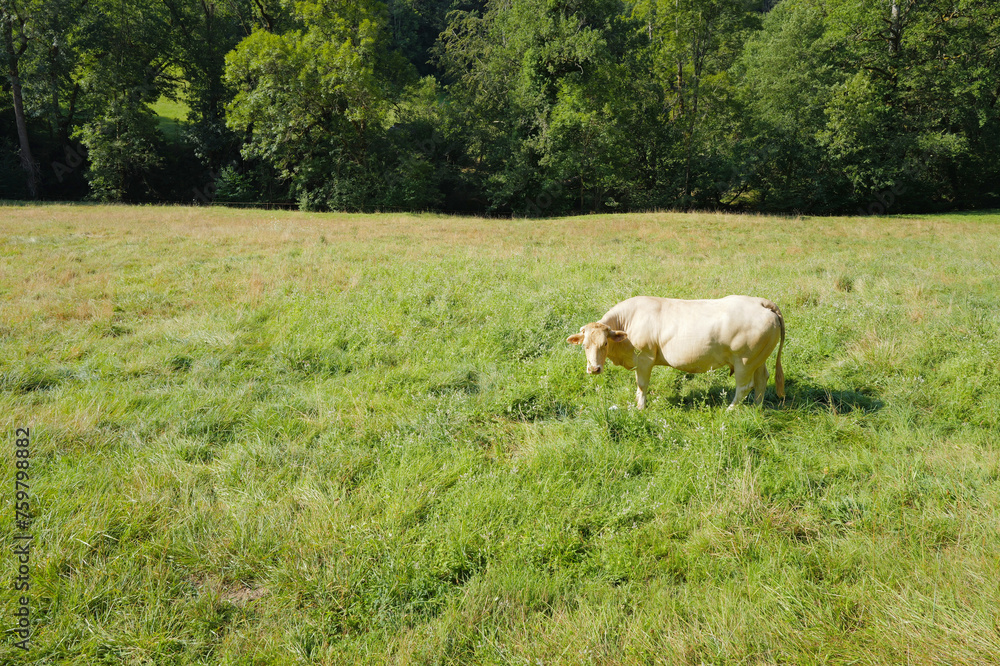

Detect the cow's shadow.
[
  {"left": 781, "top": 379, "right": 884, "bottom": 414},
  {"left": 660, "top": 374, "right": 884, "bottom": 414}
]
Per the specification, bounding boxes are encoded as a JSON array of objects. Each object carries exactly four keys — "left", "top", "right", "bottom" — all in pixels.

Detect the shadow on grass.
[
  {"left": 663, "top": 380, "right": 733, "bottom": 409},
  {"left": 659, "top": 375, "right": 884, "bottom": 414},
  {"left": 783, "top": 379, "right": 884, "bottom": 414}
]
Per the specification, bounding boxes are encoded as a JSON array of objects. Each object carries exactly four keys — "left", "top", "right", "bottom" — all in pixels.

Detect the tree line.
[{"left": 3, "top": 0, "right": 999, "bottom": 215}]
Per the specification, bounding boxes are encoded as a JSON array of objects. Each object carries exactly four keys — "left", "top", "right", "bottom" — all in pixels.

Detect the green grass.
[
  {"left": 2, "top": 205, "right": 1000, "bottom": 663},
  {"left": 150, "top": 96, "right": 190, "bottom": 143}
]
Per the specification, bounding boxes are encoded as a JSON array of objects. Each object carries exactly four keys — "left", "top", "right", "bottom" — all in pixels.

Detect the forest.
[{"left": 2, "top": 0, "right": 999, "bottom": 215}]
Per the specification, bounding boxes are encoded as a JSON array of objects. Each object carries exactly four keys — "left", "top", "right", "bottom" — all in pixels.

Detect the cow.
[{"left": 567, "top": 295, "right": 785, "bottom": 410}]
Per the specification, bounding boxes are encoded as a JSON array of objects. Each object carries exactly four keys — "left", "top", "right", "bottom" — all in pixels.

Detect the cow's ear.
[
  {"left": 566, "top": 333, "right": 584, "bottom": 345},
  {"left": 610, "top": 330, "right": 628, "bottom": 343}
]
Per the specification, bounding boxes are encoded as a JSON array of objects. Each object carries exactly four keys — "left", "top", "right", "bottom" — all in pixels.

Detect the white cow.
[{"left": 567, "top": 295, "right": 785, "bottom": 410}]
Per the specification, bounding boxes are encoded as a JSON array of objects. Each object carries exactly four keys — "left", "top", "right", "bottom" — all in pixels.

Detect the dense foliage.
[{"left": 3, "top": 0, "right": 999, "bottom": 214}]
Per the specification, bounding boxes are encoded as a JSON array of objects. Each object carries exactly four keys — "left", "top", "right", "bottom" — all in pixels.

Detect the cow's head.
[{"left": 566, "top": 323, "right": 628, "bottom": 375}]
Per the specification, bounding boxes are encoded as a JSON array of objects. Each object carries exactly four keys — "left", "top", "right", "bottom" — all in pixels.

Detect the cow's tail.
[{"left": 767, "top": 302, "right": 786, "bottom": 400}]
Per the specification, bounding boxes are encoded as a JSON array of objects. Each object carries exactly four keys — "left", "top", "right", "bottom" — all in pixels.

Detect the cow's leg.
[
  {"left": 728, "top": 364, "right": 753, "bottom": 411},
  {"left": 634, "top": 360, "right": 654, "bottom": 410},
  {"left": 753, "top": 365, "right": 769, "bottom": 405}
]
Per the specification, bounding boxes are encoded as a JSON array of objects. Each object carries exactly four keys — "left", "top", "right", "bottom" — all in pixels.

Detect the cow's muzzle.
[{"left": 587, "top": 365, "right": 603, "bottom": 375}]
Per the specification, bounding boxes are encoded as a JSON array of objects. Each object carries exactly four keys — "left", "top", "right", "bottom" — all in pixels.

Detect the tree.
[
  {"left": 225, "top": 0, "right": 417, "bottom": 210},
  {"left": 733, "top": 0, "right": 1000, "bottom": 213},
  {"left": 70, "top": 0, "right": 176, "bottom": 201},
  {"left": 630, "top": 0, "right": 760, "bottom": 208},
  {"left": 159, "top": 0, "right": 258, "bottom": 189},
  {"left": 387, "top": 0, "right": 485, "bottom": 76},
  {"left": 440, "top": 0, "right": 645, "bottom": 214},
  {"left": 822, "top": 0, "right": 1000, "bottom": 209},
  {"left": 2, "top": 0, "right": 42, "bottom": 197},
  {"left": 730, "top": 0, "right": 849, "bottom": 211}
]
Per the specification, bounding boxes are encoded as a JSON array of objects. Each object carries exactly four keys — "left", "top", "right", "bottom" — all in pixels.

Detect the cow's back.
[{"left": 602, "top": 295, "right": 780, "bottom": 371}]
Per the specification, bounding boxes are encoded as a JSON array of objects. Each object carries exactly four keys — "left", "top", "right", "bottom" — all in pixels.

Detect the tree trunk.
[
  {"left": 889, "top": 0, "right": 901, "bottom": 54},
  {"left": 10, "top": 68, "right": 39, "bottom": 197},
  {"left": 3, "top": 17, "right": 39, "bottom": 197}
]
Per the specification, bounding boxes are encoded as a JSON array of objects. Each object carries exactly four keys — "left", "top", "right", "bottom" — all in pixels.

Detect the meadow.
[{"left": 2, "top": 204, "right": 999, "bottom": 664}]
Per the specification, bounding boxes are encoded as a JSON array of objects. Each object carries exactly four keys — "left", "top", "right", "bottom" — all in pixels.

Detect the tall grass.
[{"left": 2, "top": 205, "right": 999, "bottom": 663}]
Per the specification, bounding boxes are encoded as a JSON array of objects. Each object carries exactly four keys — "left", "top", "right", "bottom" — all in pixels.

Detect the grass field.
[
  {"left": 2, "top": 204, "right": 1000, "bottom": 664},
  {"left": 151, "top": 97, "right": 190, "bottom": 143}
]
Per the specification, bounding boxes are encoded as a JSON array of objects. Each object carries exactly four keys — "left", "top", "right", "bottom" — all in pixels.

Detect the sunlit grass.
[
  {"left": 150, "top": 96, "right": 190, "bottom": 143},
  {"left": 1, "top": 204, "right": 999, "bottom": 663}
]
